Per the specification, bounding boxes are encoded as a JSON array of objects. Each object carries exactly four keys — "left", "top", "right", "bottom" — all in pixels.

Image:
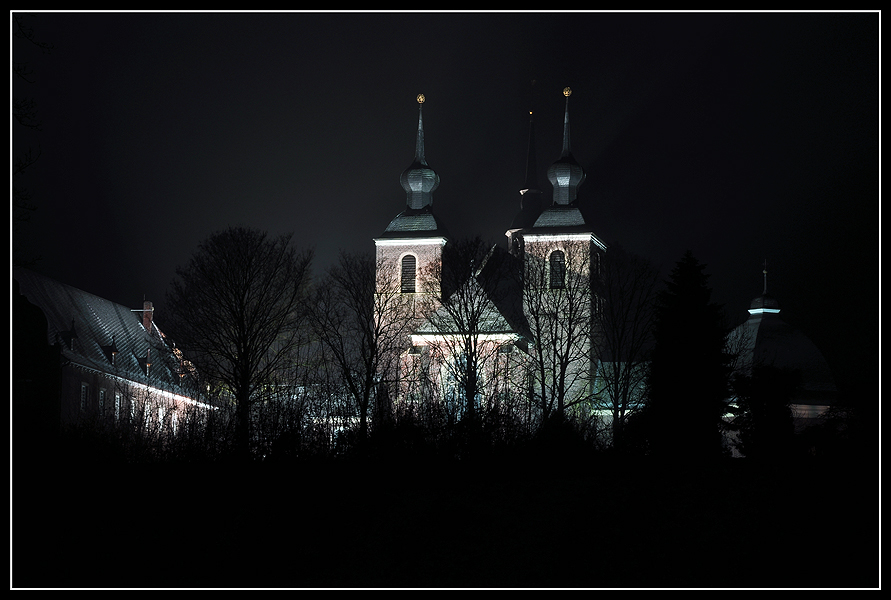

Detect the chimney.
[{"left": 143, "top": 301, "right": 154, "bottom": 332}]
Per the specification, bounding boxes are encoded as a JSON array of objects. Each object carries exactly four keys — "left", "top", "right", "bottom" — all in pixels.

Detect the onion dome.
[
  {"left": 379, "top": 94, "right": 449, "bottom": 239},
  {"left": 546, "top": 87, "right": 586, "bottom": 206},
  {"left": 399, "top": 93, "right": 440, "bottom": 210}
]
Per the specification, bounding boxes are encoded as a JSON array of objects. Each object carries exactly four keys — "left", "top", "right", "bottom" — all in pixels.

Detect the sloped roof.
[
  {"left": 531, "top": 204, "right": 588, "bottom": 230},
  {"left": 378, "top": 205, "right": 450, "bottom": 239},
  {"left": 415, "top": 278, "right": 515, "bottom": 337},
  {"left": 414, "top": 245, "right": 531, "bottom": 342},
  {"left": 13, "top": 267, "right": 187, "bottom": 396}
]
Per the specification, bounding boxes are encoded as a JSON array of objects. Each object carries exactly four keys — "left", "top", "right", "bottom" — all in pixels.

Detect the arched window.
[
  {"left": 401, "top": 254, "right": 417, "bottom": 293},
  {"left": 549, "top": 250, "right": 566, "bottom": 290}
]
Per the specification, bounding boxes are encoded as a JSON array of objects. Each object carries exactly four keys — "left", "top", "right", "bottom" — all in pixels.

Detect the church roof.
[
  {"left": 531, "top": 204, "right": 588, "bottom": 230},
  {"left": 414, "top": 245, "right": 531, "bottom": 342},
  {"left": 379, "top": 205, "right": 450, "bottom": 239},
  {"left": 414, "top": 278, "right": 516, "bottom": 337},
  {"left": 13, "top": 267, "right": 189, "bottom": 396},
  {"left": 730, "top": 272, "right": 837, "bottom": 406}
]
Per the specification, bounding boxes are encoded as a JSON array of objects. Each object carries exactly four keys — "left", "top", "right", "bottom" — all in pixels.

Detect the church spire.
[
  {"left": 399, "top": 93, "right": 440, "bottom": 210},
  {"left": 749, "top": 258, "right": 780, "bottom": 314},
  {"left": 560, "top": 87, "right": 572, "bottom": 158},
  {"left": 546, "top": 87, "right": 586, "bottom": 206},
  {"left": 414, "top": 93, "right": 427, "bottom": 165},
  {"left": 520, "top": 110, "right": 542, "bottom": 199},
  {"left": 762, "top": 258, "right": 769, "bottom": 295}
]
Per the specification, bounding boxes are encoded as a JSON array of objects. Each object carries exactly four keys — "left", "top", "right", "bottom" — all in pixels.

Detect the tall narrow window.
[
  {"left": 549, "top": 250, "right": 566, "bottom": 290},
  {"left": 401, "top": 254, "right": 417, "bottom": 293},
  {"left": 99, "top": 388, "right": 106, "bottom": 419},
  {"left": 80, "top": 383, "right": 89, "bottom": 412},
  {"left": 114, "top": 392, "right": 122, "bottom": 421}
]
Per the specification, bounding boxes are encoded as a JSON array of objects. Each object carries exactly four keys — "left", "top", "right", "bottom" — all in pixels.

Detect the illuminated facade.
[
  {"left": 374, "top": 89, "right": 607, "bottom": 421},
  {"left": 13, "top": 267, "right": 214, "bottom": 439},
  {"left": 373, "top": 94, "right": 450, "bottom": 409},
  {"left": 509, "top": 89, "right": 608, "bottom": 418}
]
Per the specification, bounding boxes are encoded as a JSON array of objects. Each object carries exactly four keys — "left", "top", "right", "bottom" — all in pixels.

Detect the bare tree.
[
  {"left": 309, "top": 251, "right": 415, "bottom": 444},
  {"left": 166, "top": 227, "right": 313, "bottom": 461},
  {"left": 522, "top": 239, "right": 599, "bottom": 424},
  {"left": 591, "top": 245, "right": 661, "bottom": 448},
  {"left": 417, "top": 237, "right": 523, "bottom": 428}
]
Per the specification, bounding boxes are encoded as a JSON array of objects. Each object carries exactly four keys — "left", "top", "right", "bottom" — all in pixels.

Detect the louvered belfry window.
[
  {"left": 401, "top": 255, "right": 417, "bottom": 293},
  {"left": 550, "top": 250, "right": 566, "bottom": 290}
]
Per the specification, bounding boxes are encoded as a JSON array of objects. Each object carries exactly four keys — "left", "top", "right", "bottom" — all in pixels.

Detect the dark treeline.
[{"left": 17, "top": 229, "right": 869, "bottom": 469}]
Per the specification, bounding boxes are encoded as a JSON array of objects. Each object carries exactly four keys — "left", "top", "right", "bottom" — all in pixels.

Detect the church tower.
[
  {"left": 513, "top": 87, "right": 608, "bottom": 415},
  {"left": 517, "top": 87, "right": 607, "bottom": 286},
  {"left": 374, "top": 93, "right": 449, "bottom": 300}
]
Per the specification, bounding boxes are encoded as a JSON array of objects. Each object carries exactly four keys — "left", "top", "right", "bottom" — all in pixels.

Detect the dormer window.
[
  {"left": 61, "top": 319, "right": 78, "bottom": 350},
  {"left": 102, "top": 335, "right": 119, "bottom": 366},
  {"left": 549, "top": 250, "right": 566, "bottom": 290},
  {"left": 401, "top": 254, "right": 417, "bottom": 293}
]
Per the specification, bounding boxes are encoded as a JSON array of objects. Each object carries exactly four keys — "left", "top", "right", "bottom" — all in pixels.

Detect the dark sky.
[{"left": 13, "top": 11, "right": 879, "bottom": 398}]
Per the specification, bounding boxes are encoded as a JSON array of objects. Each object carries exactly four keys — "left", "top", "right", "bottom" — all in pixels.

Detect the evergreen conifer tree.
[{"left": 645, "top": 251, "right": 732, "bottom": 460}]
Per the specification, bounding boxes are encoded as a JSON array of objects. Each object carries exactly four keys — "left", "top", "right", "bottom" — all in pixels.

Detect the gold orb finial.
[
  {"left": 417, "top": 93, "right": 425, "bottom": 104},
  {"left": 563, "top": 87, "right": 572, "bottom": 97}
]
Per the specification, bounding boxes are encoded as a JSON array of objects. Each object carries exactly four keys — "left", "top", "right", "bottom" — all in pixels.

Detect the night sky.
[{"left": 13, "top": 11, "right": 879, "bottom": 401}]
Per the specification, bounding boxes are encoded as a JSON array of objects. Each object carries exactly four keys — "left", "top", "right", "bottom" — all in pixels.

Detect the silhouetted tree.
[
  {"left": 523, "top": 239, "right": 599, "bottom": 424},
  {"left": 591, "top": 245, "right": 661, "bottom": 450},
  {"left": 728, "top": 365, "right": 798, "bottom": 460},
  {"left": 418, "top": 237, "right": 518, "bottom": 434},
  {"left": 309, "top": 250, "right": 414, "bottom": 445},
  {"left": 166, "top": 227, "right": 313, "bottom": 461},
  {"left": 645, "top": 251, "right": 732, "bottom": 460}
]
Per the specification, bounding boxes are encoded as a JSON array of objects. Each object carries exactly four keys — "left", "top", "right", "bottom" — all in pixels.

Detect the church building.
[
  {"left": 728, "top": 263, "right": 838, "bottom": 432},
  {"left": 373, "top": 88, "right": 607, "bottom": 424}
]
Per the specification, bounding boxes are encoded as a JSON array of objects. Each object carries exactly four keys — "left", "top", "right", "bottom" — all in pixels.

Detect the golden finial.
[
  {"left": 417, "top": 93, "right": 426, "bottom": 104},
  {"left": 563, "top": 87, "right": 572, "bottom": 97}
]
